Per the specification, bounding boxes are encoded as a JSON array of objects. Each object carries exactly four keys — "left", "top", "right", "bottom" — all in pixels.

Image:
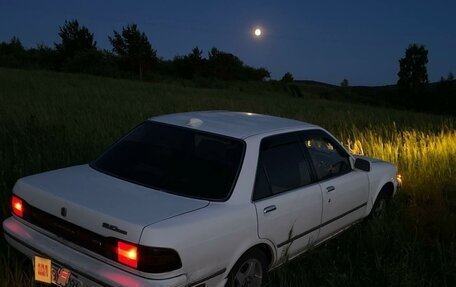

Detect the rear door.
[
  {"left": 253, "top": 133, "right": 323, "bottom": 261},
  {"left": 301, "top": 131, "right": 369, "bottom": 240}
]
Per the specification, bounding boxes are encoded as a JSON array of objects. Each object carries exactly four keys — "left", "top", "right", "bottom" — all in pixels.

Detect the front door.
[{"left": 301, "top": 131, "right": 369, "bottom": 240}]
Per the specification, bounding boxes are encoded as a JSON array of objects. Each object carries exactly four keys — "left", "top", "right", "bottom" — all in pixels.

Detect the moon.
[{"left": 254, "top": 28, "right": 262, "bottom": 37}]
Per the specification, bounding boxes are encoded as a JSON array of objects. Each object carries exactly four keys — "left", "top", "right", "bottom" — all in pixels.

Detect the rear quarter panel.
[{"left": 139, "top": 202, "right": 271, "bottom": 285}]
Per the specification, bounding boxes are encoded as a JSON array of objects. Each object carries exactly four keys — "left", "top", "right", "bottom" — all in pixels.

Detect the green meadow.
[{"left": 0, "top": 68, "right": 455, "bottom": 286}]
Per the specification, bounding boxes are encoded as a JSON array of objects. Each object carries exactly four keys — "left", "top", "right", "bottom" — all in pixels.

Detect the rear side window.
[{"left": 253, "top": 133, "right": 313, "bottom": 200}]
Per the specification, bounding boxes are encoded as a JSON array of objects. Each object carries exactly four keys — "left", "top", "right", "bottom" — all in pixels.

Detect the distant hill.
[
  {"left": 291, "top": 79, "right": 455, "bottom": 116},
  {"left": 294, "top": 79, "right": 455, "bottom": 89},
  {"left": 293, "top": 80, "right": 338, "bottom": 88}
]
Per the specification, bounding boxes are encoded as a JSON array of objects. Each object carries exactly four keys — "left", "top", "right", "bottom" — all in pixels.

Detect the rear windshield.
[{"left": 91, "top": 121, "right": 245, "bottom": 201}]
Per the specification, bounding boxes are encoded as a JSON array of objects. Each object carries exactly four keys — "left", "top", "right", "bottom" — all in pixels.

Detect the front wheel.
[
  {"left": 370, "top": 191, "right": 390, "bottom": 218},
  {"left": 226, "top": 249, "right": 268, "bottom": 287}
]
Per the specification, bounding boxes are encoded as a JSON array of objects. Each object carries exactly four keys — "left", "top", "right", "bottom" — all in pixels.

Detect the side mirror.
[{"left": 354, "top": 158, "right": 371, "bottom": 172}]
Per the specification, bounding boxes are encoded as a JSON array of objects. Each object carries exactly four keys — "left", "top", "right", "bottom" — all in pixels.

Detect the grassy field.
[{"left": 0, "top": 67, "right": 455, "bottom": 286}]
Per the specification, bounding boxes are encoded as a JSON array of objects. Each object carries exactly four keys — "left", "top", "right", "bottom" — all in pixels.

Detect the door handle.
[
  {"left": 326, "top": 186, "right": 335, "bottom": 192},
  {"left": 263, "top": 205, "right": 277, "bottom": 214}
]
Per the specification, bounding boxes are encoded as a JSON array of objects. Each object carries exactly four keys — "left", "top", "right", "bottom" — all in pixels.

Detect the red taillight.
[
  {"left": 117, "top": 241, "right": 138, "bottom": 268},
  {"left": 12, "top": 195, "right": 24, "bottom": 217}
]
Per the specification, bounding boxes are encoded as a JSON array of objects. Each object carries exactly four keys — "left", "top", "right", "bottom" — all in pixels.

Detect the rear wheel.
[{"left": 226, "top": 249, "right": 267, "bottom": 287}]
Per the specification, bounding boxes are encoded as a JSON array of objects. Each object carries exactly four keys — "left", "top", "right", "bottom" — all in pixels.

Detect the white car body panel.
[
  {"left": 254, "top": 183, "right": 323, "bottom": 263},
  {"left": 152, "top": 111, "right": 318, "bottom": 139},
  {"left": 3, "top": 111, "right": 399, "bottom": 287},
  {"left": 362, "top": 157, "right": 399, "bottom": 215},
  {"left": 140, "top": 202, "right": 258, "bottom": 284},
  {"left": 12, "top": 165, "right": 209, "bottom": 244},
  {"left": 318, "top": 171, "right": 369, "bottom": 240}
]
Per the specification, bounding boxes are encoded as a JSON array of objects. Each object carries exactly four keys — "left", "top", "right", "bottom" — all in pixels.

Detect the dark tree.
[
  {"left": 171, "top": 55, "right": 192, "bottom": 79},
  {"left": 207, "top": 48, "right": 244, "bottom": 80},
  {"left": 55, "top": 20, "right": 96, "bottom": 59},
  {"left": 253, "top": 67, "right": 270, "bottom": 81},
  {"left": 0, "top": 37, "right": 27, "bottom": 68},
  {"left": 436, "top": 71, "right": 456, "bottom": 114},
  {"left": 1, "top": 36, "right": 24, "bottom": 53},
  {"left": 397, "top": 44, "right": 429, "bottom": 89},
  {"left": 109, "top": 24, "right": 157, "bottom": 80},
  {"left": 189, "top": 46, "right": 203, "bottom": 62},
  {"left": 340, "top": 78, "right": 349, "bottom": 87},
  {"left": 28, "top": 44, "right": 60, "bottom": 70},
  {"left": 281, "top": 72, "right": 294, "bottom": 83},
  {"left": 187, "top": 46, "right": 205, "bottom": 77},
  {"left": 170, "top": 46, "right": 269, "bottom": 81}
]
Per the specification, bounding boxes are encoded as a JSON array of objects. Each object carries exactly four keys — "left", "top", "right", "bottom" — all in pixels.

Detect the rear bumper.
[{"left": 3, "top": 216, "right": 187, "bottom": 287}]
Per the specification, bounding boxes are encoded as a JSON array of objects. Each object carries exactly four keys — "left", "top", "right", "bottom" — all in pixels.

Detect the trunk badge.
[
  {"left": 102, "top": 223, "right": 128, "bottom": 235},
  {"left": 61, "top": 207, "right": 67, "bottom": 217}
]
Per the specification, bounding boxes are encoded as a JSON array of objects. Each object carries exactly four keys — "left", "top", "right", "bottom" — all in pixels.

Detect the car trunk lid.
[{"left": 13, "top": 164, "right": 209, "bottom": 243}]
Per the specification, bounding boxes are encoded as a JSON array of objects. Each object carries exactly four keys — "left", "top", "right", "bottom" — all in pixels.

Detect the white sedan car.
[{"left": 3, "top": 111, "right": 399, "bottom": 287}]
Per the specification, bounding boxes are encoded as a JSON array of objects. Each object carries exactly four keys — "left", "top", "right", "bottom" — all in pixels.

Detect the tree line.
[
  {"left": 0, "top": 20, "right": 270, "bottom": 82},
  {"left": 0, "top": 20, "right": 454, "bottom": 115}
]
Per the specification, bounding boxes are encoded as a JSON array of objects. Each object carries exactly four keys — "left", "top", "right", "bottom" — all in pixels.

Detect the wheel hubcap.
[
  {"left": 234, "top": 258, "right": 263, "bottom": 287},
  {"left": 374, "top": 198, "right": 386, "bottom": 217}
]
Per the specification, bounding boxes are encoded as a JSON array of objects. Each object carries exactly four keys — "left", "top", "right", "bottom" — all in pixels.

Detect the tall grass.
[
  {"left": 0, "top": 248, "right": 33, "bottom": 287},
  {"left": 345, "top": 128, "right": 456, "bottom": 243},
  {"left": 0, "top": 68, "right": 455, "bottom": 286}
]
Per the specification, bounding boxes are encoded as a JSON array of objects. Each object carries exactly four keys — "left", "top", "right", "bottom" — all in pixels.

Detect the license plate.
[
  {"left": 34, "top": 256, "right": 52, "bottom": 284},
  {"left": 34, "top": 256, "right": 82, "bottom": 287}
]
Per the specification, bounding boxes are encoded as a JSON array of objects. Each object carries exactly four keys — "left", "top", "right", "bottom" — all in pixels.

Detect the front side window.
[
  {"left": 303, "top": 133, "right": 351, "bottom": 180},
  {"left": 92, "top": 121, "right": 245, "bottom": 201}
]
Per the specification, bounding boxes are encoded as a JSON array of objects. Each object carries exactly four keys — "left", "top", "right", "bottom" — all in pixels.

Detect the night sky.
[{"left": 1, "top": 0, "right": 455, "bottom": 85}]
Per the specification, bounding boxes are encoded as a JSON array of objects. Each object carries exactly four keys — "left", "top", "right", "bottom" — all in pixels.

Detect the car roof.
[{"left": 150, "top": 111, "right": 319, "bottom": 139}]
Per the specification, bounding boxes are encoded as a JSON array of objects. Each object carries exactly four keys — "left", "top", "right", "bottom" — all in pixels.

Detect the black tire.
[
  {"left": 226, "top": 249, "right": 268, "bottom": 287},
  {"left": 369, "top": 190, "right": 390, "bottom": 218}
]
